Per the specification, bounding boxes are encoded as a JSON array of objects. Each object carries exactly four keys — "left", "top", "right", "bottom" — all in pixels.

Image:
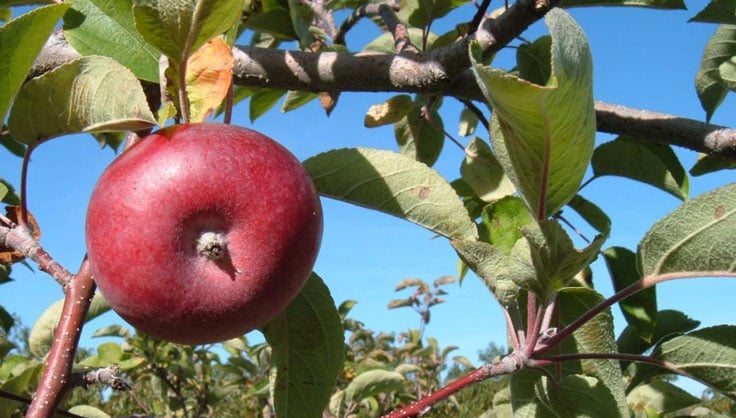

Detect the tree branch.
[
  {"left": 27, "top": 2, "right": 736, "bottom": 159},
  {"left": 26, "top": 258, "right": 96, "bottom": 418}
]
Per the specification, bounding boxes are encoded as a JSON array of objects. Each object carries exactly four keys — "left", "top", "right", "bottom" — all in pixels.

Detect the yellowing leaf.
[{"left": 186, "top": 36, "right": 234, "bottom": 123}]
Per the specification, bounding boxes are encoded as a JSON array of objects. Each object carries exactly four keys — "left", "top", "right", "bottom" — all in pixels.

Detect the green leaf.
[
  {"left": 560, "top": 0, "right": 685, "bottom": 7},
  {"left": 617, "top": 309, "right": 700, "bottom": 357},
  {"left": 0, "top": 305, "right": 13, "bottom": 333},
  {"left": 472, "top": 9, "right": 595, "bottom": 218},
  {"left": 458, "top": 108, "right": 478, "bottom": 137},
  {"left": 591, "top": 136, "right": 688, "bottom": 200},
  {"left": 0, "top": 361, "right": 43, "bottom": 417},
  {"left": 627, "top": 380, "right": 700, "bottom": 415},
  {"left": 8, "top": 56, "right": 157, "bottom": 144},
  {"left": 396, "top": 0, "right": 453, "bottom": 28},
  {"left": 638, "top": 182, "right": 736, "bottom": 276},
  {"left": 451, "top": 239, "right": 526, "bottom": 305},
  {"left": 364, "top": 95, "right": 413, "bottom": 128},
  {"left": 654, "top": 325, "right": 736, "bottom": 397},
  {"left": 286, "top": 0, "right": 313, "bottom": 48},
  {"left": 304, "top": 147, "right": 478, "bottom": 241},
  {"left": 242, "top": 9, "right": 297, "bottom": 40},
  {"left": 64, "top": 0, "right": 159, "bottom": 82},
  {"left": 509, "top": 369, "right": 557, "bottom": 417},
  {"left": 536, "top": 374, "right": 622, "bottom": 417},
  {"left": 0, "top": 3, "right": 70, "bottom": 122},
  {"left": 344, "top": 369, "right": 405, "bottom": 404},
  {"left": 460, "top": 137, "right": 515, "bottom": 203},
  {"left": 557, "top": 287, "right": 629, "bottom": 416},
  {"left": 0, "top": 132, "right": 26, "bottom": 157},
  {"left": 566, "top": 194, "right": 611, "bottom": 235},
  {"left": 515, "top": 220, "right": 605, "bottom": 297},
  {"left": 67, "top": 405, "right": 111, "bottom": 418},
  {"left": 262, "top": 273, "right": 344, "bottom": 418},
  {"left": 363, "top": 28, "right": 438, "bottom": 54},
  {"left": 516, "top": 35, "right": 552, "bottom": 86},
  {"left": 133, "top": 0, "right": 242, "bottom": 62},
  {"left": 691, "top": 152, "right": 736, "bottom": 176},
  {"left": 393, "top": 98, "right": 444, "bottom": 166},
  {"left": 603, "top": 246, "right": 657, "bottom": 342},
  {"left": 250, "top": 88, "right": 285, "bottom": 121},
  {"left": 695, "top": 25, "right": 736, "bottom": 121},
  {"left": 28, "top": 292, "right": 110, "bottom": 358},
  {"left": 478, "top": 196, "right": 532, "bottom": 255},
  {"left": 690, "top": 0, "right": 736, "bottom": 24},
  {"left": 281, "top": 90, "right": 317, "bottom": 113}
]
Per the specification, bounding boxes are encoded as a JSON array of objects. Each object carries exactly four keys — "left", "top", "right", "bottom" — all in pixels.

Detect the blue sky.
[{"left": 2, "top": 4, "right": 736, "bottom": 395}]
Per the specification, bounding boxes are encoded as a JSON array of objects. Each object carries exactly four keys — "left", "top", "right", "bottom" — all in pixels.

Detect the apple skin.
[{"left": 85, "top": 123, "right": 322, "bottom": 345}]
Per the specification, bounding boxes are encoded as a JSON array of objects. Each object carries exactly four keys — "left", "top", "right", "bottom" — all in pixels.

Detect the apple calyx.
[{"left": 196, "top": 231, "right": 242, "bottom": 274}]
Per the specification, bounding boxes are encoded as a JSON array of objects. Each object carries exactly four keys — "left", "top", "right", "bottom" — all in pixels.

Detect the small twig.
[
  {"left": 334, "top": 1, "right": 398, "bottom": 45},
  {"left": 0, "top": 224, "right": 73, "bottom": 288},
  {"left": 301, "top": 0, "right": 338, "bottom": 40},
  {"left": 26, "top": 258, "right": 96, "bottom": 418},
  {"left": 69, "top": 366, "right": 132, "bottom": 392},
  {"left": 468, "top": 0, "right": 492, "bottom": 35},
  {"left": 534, "top": 271, "right": 736, "bottom": 355},
  {"left": 381, "top": 353, "right": 523, "bottom": 418}
]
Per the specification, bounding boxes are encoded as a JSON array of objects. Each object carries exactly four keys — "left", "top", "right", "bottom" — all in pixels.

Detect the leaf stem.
[{"left": 534, "top": 271, "right": 736, "bottom": 355}]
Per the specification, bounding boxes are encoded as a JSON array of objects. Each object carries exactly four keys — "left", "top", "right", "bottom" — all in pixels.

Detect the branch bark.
[{"left": 27, "top": 3, "right": 736, "bottom": 159}]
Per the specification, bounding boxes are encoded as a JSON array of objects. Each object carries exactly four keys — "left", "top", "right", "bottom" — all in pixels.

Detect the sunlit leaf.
[
  {"left": 0, "top": 3, "right": 69, "bottom": 122},
  {"left": 458, "top": 108, "right": 479, "bottom": 137},
  {"left": 250, "top": 88, "right": 285, "bottom": 121},
  {"left": 364, "top": 95, "right": 413, "bottom": 128},
  {"left": 451, "top": 238, "right": 525, "bottom": 305},
  {"left": 8, "top": 56, "right": 157, "bottom": 144},
  {"left": 64, "top": 0, "right": 159, "bottom": 82},
  {"left": 478, "top": 196, "right": 532, "bottom": 255},
  {"left": 638, "top": 182, "right": 736, "bottom": 276},
  {"left": 654, "top": 325, "right": 736, "bottom": 397},
  {"left": 627, "top": 380, "right": 700, "bottom": 415},
  {"left": 591, "top": 136, "right": 688, "bottom": 200},
  {"left": 262, "top": 273, "right": 344, "bottom": 418},
  {"left": 536, "top": 375, "right": 622, "bottom": 417},
  {"left": 566, "top": 194, "right": 611, "bottom": 235},
  {"left": 186, "top": 36, "right": 234, "bottom": 123},
  {"left": 695, "top": 25, "right": 736, "bottom": 121},
  {"left": 68, "top": 405, "right": 111, "bottom": 418},
  {"left": 472, "top": 9, "right": 595, "bottom": 218},
  {"left": 603, "top": 246, "right": 657, "bottom": 342},
  {"left": 344, "top": 369, "right": 405, "bottom": 404},
  {"left": 133, "top": 0, "right": 242, "bottom": 62},
  {"left": 514, "top": 220, "right": 605, "bottom": 297},
  {"left": 282, "top": 90, "right": 317, "bottom": 113},
  {"left": 460, "top": 137, "right": 515, "bottom": 203},
  {"left": 617, "top": 309, "right": 699, "bottom": 357},
  {"left": 690, "top": 152, "right": 736, "bottom": 176},
  {"left": 304, "top": 148, "right": 478, "bottom": 241}
]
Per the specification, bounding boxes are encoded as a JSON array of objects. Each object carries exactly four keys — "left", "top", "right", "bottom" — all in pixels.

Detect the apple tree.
[{"left": 1, "top": 0, "right": 736, "bottom": 417}]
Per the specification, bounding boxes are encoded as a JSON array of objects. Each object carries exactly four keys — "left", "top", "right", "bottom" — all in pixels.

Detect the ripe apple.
[{"left": 85, "top": 123, "right": 323, "bottom": 345}]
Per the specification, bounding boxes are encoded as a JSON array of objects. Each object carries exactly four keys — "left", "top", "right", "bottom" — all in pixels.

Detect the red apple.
[{"left": 85, "top": 123, "right": 322, "bottom": 345}]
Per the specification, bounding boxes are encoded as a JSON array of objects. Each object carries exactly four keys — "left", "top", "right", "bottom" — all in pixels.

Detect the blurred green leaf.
[
  {"left": 472, "top": 9, "right": 595, "bottom": 218},
  {"left": 344, "top": 369, "right": 405, "bottom": 404},
  {"left": 250, "top": 88, "right": 285, "bottom": 121},
  {"left": 8, "top": 56, "right": 157, "bottom": 144},
  {"left": 68, "top": 405, "right": 111, "bottom": 418},
  {"left": 695, "top": 25, "right": 736, "bottom": 121},
  {"left": 262, "top": 273, "right": 344, "bottom": 418},
  {"left": 627, "top": 380, "right": 700, "bottom": 415},
  {"left": 64, "top": 0, "right": 159, "bottom": 82},
  {"left": 0, "top": 132, "right": 26, "bottom": 157},
  {"left": 305, "top": 147, "right": 478, "bottom": 241},
  {"left": 537, "top": 374, "right": 622, "bottom": 417},
  {"left": 0, "top": 305, "right": 14, "bottom": 333},
  {"left": 638, "top": 182, "right": 736, "bottom": 276},
  {"left": 603, "top": 246, "right": 657, "bottom": 342},
  {"left": 29, "top": 292, "right": 110, "bottom": 357},
  {"left": 0, "top": 3, "right": 70, "bottom": 122},
  {"left": 591, "top": 136, "right": 688, "bottom": 200},
  {"left": 363, "top": 28, "right": 437, "bottom": 53},
  {"left": 566, "top": 194, "right": 611, "bottom": 235},
  {"left": 281, "top": 90, "right": 317, "bottom": 113}
]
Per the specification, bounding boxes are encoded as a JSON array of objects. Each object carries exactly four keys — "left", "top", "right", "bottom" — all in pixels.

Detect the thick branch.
[
  {"left": 28, "top": 4, "right": 736, "bottom": 158},
  {"left": 26, "top": 259, "right": 96, "bottom": 418}
]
